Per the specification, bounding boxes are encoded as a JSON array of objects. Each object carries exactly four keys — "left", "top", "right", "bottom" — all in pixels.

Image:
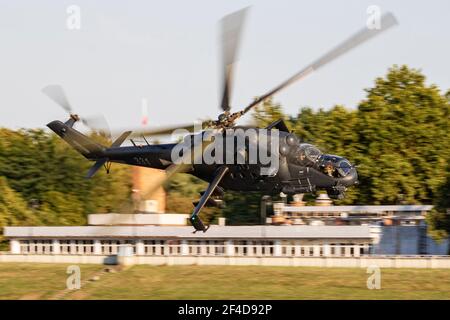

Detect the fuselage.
[
  {"left": 47, "top": 119, "right": 357, "bottom": 199},
  {"left": 102, "top": 128, "right": 358, "bottom": 197}
]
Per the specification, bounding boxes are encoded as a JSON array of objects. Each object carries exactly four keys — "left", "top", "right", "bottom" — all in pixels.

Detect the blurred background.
[{"left": 0, "top": 1, "right": 449, "bottom": 263}]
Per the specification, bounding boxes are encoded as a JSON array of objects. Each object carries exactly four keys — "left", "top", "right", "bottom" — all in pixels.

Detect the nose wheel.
[
  {"left": 327, "top": 185, "right": 346, "bottom": 200},
  {"left": 190, "top": 216, "right": 210, "bottom": 233}
]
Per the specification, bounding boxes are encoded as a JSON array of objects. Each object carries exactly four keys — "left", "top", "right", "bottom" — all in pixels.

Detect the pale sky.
[{"left": 1, "top": 0, "right": 449, "bottom": 135}]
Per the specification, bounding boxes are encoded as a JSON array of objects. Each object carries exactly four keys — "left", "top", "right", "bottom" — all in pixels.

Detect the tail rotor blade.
[
  {"left": 42, "top": 84, "right": 113, "bottom": 139},
  {"left": 42, "top": 85, "right": 74, "bottom": 114}
]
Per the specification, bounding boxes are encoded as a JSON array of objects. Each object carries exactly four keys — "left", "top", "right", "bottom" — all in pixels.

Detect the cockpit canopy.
[
  {"left": 292, "top": 143, "right": 322, "bottom": 167},
  {"left": 291, "top": 143, "right": 322, "bottom": 166},
  {"left": 290, "top": 144, "right": 353, "bottom": 178},
  {"left": 302, "top": 144, "right": 322, "bottom": 162},
  {"left": 317, "top": 154, "right": 352, "bottom": 177}
]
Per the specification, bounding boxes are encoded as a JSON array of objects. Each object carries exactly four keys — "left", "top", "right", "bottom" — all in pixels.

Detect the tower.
[{"left": 131, "top": 166, "right": 166, "bottom": 213}]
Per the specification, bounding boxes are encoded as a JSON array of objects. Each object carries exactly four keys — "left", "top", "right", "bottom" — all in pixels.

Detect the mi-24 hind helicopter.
[{"left": 44, "top": 8, "right": 398, "bottom": 232}]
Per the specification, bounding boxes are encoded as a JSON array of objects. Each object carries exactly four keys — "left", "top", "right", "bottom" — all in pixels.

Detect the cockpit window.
[
  {"left": 319, "top": 155, "right": 339, "bottom": 163},
  {"left": 300, "top": 144, "right": 322, "bottom": 162},
  {"left": 337, "top": 160, "right": 352, "bottom": 177},
  {"left": 317, "top": 154, "right": 352, "bottom": 177}
]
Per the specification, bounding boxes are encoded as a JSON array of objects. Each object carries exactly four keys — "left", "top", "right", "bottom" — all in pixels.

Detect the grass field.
[{"left": 0, "top": 263, "right": 450, "bottom": 300}]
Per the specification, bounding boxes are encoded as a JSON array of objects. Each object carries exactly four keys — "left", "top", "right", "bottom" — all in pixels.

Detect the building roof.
[
  {"left": 282, "top": 205, "right": 433, "bottom": 213},
  {"left": 88, "top": 213, "right": 189, "bottom": 226},
  {"left": 3, "top": 225, "right": 371, "bottom": 239}
]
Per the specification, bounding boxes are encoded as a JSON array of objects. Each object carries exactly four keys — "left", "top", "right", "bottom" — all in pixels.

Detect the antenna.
[
  {"left": 141, "top": 98, "right": 149, "bottom": 127},
  {"left": 142, "top": 135, "right": 150, "bottom": 146}
]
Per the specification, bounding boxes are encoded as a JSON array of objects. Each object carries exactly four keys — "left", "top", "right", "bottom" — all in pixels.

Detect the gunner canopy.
[{"left": 317, "top": 154, "right": 352, "bottom": 177}]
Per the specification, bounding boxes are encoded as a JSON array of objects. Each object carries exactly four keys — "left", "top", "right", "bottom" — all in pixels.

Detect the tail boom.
[{"left": 47, "top": 120, "right": 105, "bottom": 160}]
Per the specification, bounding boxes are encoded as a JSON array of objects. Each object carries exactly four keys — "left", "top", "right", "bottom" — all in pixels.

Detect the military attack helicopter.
[{"left": 44, "top": 8, "right": 397, "bottom": 232}]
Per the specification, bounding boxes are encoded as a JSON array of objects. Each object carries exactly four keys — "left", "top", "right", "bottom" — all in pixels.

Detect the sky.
[{"left": 0, "top": 0, "right": 449, "bottom": 136}]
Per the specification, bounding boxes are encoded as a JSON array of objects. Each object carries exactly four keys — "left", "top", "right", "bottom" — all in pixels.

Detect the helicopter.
[{"left": 44, "top": 8, "right": 397, "bottom": 232}]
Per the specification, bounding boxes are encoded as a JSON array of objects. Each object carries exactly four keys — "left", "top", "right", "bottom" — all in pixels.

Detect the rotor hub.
[
  {"left": 218, "top": 112, "right": 228, "bottom": 123},
  {"left": 70, "top": 114, "right": 80, "bottom": 122}
]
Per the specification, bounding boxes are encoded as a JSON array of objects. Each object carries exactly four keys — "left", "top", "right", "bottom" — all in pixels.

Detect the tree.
[
  {"left": 250, "top": 65, "right": 450, "bottom": 223},
  {"left": 38, "top": 191, "right": 86, "bottom": 226},
  {"left": 291, "top": 105, "right": 361, "bottom": 204},
  {"left": 0, "top": 128, "right": 132, "bottom": 227},
  {"left": 165, "top": 173, "right": 221, "bottom": 224},
  {"left": 0, "top": 177, "right": 40, "bottom": 248},
  {"left": 252, "top": 98, "right": 290, "bottom": 128},
  {"left": 427, "top": 160, "right": 450, "bottom": 243},
  {"left": 356, "top": 65, "right": 450, "bottom": 205},
  {"left": 223, "top": 191, "right": 263, "bottom": 225}
]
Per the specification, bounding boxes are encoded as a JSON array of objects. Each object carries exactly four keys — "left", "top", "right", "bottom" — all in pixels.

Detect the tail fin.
[{"left": 47, "top": 120, "right": 105, "bottom": 159}]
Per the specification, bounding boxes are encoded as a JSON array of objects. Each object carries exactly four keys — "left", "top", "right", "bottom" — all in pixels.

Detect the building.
[
  {"left": 371, "top": 225, "right": 449, "bottom": 255},
  {"left": 4, "top": 223, "right": 373, "bottom": 258},
  {"left": 271, "top": 200, "right": 433, "bottom": 226},
  {"left": 270, "top": 201, "right": 449, "bottom": 255},
  {"left": 88, "top": 213, "right": 189, "bottom": 226},
  {"left": 2, "top": 197, "right": 448, "bottom": 262}
]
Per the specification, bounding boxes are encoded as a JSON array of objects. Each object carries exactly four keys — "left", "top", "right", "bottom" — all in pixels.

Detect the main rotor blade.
[
  {"left": 140, "top": 129, "right": 221, "bottom": 199},
  {"left": 42, "top": 85, "right": 73, "bottom": 114},
  {"left": 243, "top": 12, "right": 398, "bottom": 114},
  {"left": 42, "top": 84, "right": 111, "bottom": 138},
  {"left": 220, "top": 7, "right": 249, "bottom": 112},
  {"left": 121, "top": 120, "right": 212, "bottom": 139},
  {"left": 137, "top": 123, "right": 197, "bottom": 137},
  {"left": 82, "top": 115, "right": 112, "bottom": 140},
  {"left": 139, "top": 162, "right": 192, "bottom": 201}
]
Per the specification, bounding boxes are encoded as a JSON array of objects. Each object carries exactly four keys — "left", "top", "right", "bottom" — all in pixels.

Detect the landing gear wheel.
[{"left": 190, "top": 215, "right": 210, "bottom": 233}]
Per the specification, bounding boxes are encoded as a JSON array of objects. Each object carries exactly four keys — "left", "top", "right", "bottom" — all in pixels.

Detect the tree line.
[
  {"left": 0, "top": 130, "right": 132, "bottom": 246},
  {"left": 0, "top": 65, "right": 449, "bottom": 246}
]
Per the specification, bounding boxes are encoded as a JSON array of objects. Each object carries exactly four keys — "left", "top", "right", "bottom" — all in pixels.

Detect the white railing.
[
  {"left": 61, "top": 244, "right": 94, "bottom": 255},
  {"left": 17, "top": 241, "right": 371, "bottom": 257},
  {"left": 143, "top": 244, "right": 182, "bottom": 256},
  {"left": 19, "top": 243, "right": 96, "bottom": 255},
  {"left": 234, "top": 245, "right": 274, "bottom": 256},
  {"left": 20, "top": 243, "right": 53, "bottom": 254}
]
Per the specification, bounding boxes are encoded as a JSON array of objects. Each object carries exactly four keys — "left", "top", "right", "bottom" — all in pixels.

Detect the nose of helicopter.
[{"left": 339, "top": 166, "right": 358, "bottom": 187}]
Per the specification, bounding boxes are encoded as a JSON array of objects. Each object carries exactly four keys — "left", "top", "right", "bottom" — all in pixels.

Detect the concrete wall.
[
  {"left": 2, "top": 253, "right": 450, "bottom": 268},
  {"left": 0, "top": 253, "right": 116, "bottom": 265}
]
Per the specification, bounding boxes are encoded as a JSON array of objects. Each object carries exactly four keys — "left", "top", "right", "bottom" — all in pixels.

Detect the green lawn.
[
  {"left": 0, "top": 263, "right": 450, "bottom": 300},
  {"left": 0, "top": 263, "right": 102, "bottom": 300}
]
